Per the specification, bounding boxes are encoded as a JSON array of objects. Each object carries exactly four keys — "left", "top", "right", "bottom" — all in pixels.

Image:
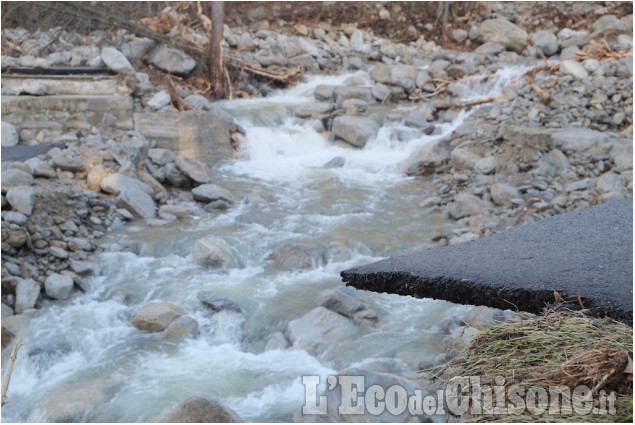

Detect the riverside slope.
[{"left": 342, "top": 198, "right": 633, "bottom": 324}]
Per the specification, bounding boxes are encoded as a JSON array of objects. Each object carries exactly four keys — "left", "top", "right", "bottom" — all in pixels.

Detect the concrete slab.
[{"left": 341, "top": 198, "right": 633, "bottom": 324}]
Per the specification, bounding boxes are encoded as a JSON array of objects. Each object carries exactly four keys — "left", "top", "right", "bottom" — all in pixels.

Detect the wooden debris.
[
  {"left": 524, "top": 75, "right": 551, "bottom": 104},
  {"left": 165, "top": 76, "right": 185, "bottom": 111}
]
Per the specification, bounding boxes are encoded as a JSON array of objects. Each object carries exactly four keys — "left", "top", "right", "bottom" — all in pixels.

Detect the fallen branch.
[
  {"left": 165, "top": 76, "right": 185, "bottom": 111},
  {"left": 511, "top": 197, "right": 543, "bottom": 227},
  {"left": 524, "top": 75, "right": 551, "bottom": 104},
  {"left": 432, "top": 94, "right": 504, "bottom": 110},
  {"left": 1, "top": 336, "right": 23, "bottom": 406}
]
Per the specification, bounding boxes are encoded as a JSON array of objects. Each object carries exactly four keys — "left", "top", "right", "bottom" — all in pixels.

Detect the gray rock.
[
  {"left": 549, "top": 149, "right": 569, "bottom": 173},
  {"left": 369, "top": 64, "right": 417, "bottom": 91},
  {"left": 69, "top": 259, "right": 99, "bottom": 276},
  {"left": 350, "top": 29, "right": 371, "bottom": 54},
  {"left": 175, "top": 156, "right": 213, "bottom": 184},
  {"left": 6, "top": 185, "right": 35, "bottom": 216},
  {"left": 552, "top": 128, "right": 607, "bottom": 152},
  {"left": 449, "top": 232, "right": 480, "bottom": 245},
  {"left": 560, "top": 45, "right": 580, "bottom": 60},
  {"left": 595, "top": 172, "right": 625, "bottom": 194},
  {"left": 398, "top": 137, "right": 451, "bottom": 176},
  {"left": 158, "top": 204, "right": 192, "bottom": 218},
  {"left": 148, "top": 148, "right": 177, "bottom": 165},
  {"left": 191, "top": 238, "right": 227, "bottom": 267},
  {"left": 452, "top": 28, "right": 468, "bottom": 43},
  {"left": 131, "top": 301, "right": 185, "bottom": 332},
  {"left": 164, "top": 315, "right": 199, "bottom": 339},
  {"left": 265, "top": 331, "right": 288, "bottom": 350},
  {"left": 163, "top": 163, "right": 189, "bottom": 187},
  {"left": 560, "top": 60, "right": 588, "bottom": 79},
  {"left": 158, "top": 394, "right": 242, "bottom": 423},
  {"left": 49, "top": 246, "right": 69, "bottom": 259},
  {"left": 313, "top": 84, "right": 335, "bottom": 101},
  {"left": 100, "top": 173, "right": 153, "bottom": 196},
  {"left": 101, "top": 47, "right": 134, "bottom": 73},
  {"left": 490, "top": 182, "right": 519, "bottom": 206},
  {"left": 192, "top": 183, "right": 240, "bottom": 203},
  {"left": 116, "top": 186, "right": 157, "bottom": 219},
  {"left": 2, "top": 169, "right": 33, "bottom": 189},
  {"left": 3, "top": 211, "right": 27, "bottom": 224},
  {"left": 294, "top": 103, "right": 332, "bottom": 118},
  {"left": 1, "top": 303, "right": 14, "bottom": 320},
  {"left": 565, "top": 178, "right": 594, "bottom": 192},
  {"left": 25, "top": 157, "right": 56, "bottom": 178},
  {"left": 333, "top": 86, "right": 374, "bottom": 103},
  {"left": 15, "top": 278, "right": 40, "bottom": 313},
  {"left": 317, "top": 286, "right": 365, "bottom": 318},
  {"left": 531, "top": 30, "right": 559, "bottom": 56},
  {"left": 2, "top": 122, "right": 19, "bottom": 147},
  {"left": 475, "top": 156, "right": 498, "bottom": 175},
  {"left": 268, "top": 242, "right": 325, "bottom": 269},
  {"left": 589, "top": 14, "right": 628, "bottom": 33},
  {"left": 197, "top": 291, "right": 243, "bottom": 313},
  {"left": 68, "top": 237, "right": 95, "bottom": 252},
  {"left": 147, "top": 90, "right": 171, "bottom": 110},
  {"left": 332, "top": 115, "right": 378, "bottom": 148},
  {"left": 286, "top": 306, "right": 358, "bottom": 356},
  {"left": 50, "top": 156, "right": 84, "bottom": 173},
  {"left": 449, "top": 193, "right": 493, "bottom": 219},
  {"left": 121, "top": 38, "right": 155, "bottom": 62},
  {"left": 450, "top": 145, "right": 481, "bottom": 171},
  {"left": 183, "top": 94, "right": 212, "bottom": 111},
  {"left": 148, "top": 44, "right": 196, "bottom": 76},
  {"left": 477, "top": 18, "right": 527, "bottom": 53},
  {"left": 474, "top": 42, "right": 505, "bottom": 55},
  {"left": 322, "top": 156, "right": 346, "bottom": 169},
  {"left": 6, "top": 230, "right": 27, "bottom": 248},
  {"left": 44, "top": 273, "right": 74, "bottom": 300}
]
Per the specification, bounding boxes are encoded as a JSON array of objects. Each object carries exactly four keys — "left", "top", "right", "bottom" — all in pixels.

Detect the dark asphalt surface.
[
  {"left": 342, "top": 198, "right": 633, "bottom": 324},
  {"left": 1, "top": 144, "right": 64, "bottom": 162}
]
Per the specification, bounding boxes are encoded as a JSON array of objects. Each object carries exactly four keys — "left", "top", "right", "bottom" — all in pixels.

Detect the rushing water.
[{"left": 2, "top": 70, "right": 525, "bottom": 422}]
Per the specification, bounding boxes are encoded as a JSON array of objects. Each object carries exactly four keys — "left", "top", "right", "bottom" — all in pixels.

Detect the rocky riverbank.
[{"left": 1, "top": 1, "right": 633, "bottom": 422}]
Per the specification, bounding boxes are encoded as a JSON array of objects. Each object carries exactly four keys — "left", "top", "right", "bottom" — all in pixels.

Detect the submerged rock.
[
  {"left": 131, "top": 301, "right": 185, "bottom": 332},
  {"left": 158, "top": 394, "right": 242, "bottom": 423},
  {"left": 192, "top": 238, "right": 228, "bottom": 267},
  {"left": 268, "top": 242, "right": 325, "bottom": 269}
]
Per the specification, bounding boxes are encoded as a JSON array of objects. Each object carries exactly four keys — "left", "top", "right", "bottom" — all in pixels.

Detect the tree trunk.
[{"left": 209, "top": 2, "right": 225, "bottom": 100}]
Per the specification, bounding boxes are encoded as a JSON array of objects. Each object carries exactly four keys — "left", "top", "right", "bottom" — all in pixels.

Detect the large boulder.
[
  {"left": 477, "top": 18, "right": 528, "bottom": 53},
  {"left": 449, "top": 193, "right": 493, "bottom": 219},
  {"left": 490, "top": 182, "right": 520, "bottom": 206},
  {"left": 1, "top": 122, "right": 19, "bottom": 147},
  {"left": 551, "top": 128, "right": 608, "bottom": 153},
  {"left": 44, "top": 273, "right": 74, "bottom": 300},
  {"left": 175, "top": 156, "right": 213, "bottom": 184},
  {"left": 15, "top": 278, "right": 40, "bottom": 313},
  {"left": 158, "top": 394, "right": 242, "bottom": 423},
  {"left": 2, "top": 169, "right": 33, "bottom": 189},
  {"left": 131, "top": 301, "right": 185, "bottom": 332},
  {"left": 316, "top": 286, "right": 365, "bottom": 318},
  {"left": 369, "top": 64, "right": 418, "bottom": 92},
  {"left": 116, "top": 186, "right": 157, "bottom": 219},
  {"left": 40, "top": 378, "right": 109, "bottom": 422},
  {"left": 286, "top": 307, "right": 358, "bottom": 356},
  {"left": 268, "top": 242, "right": 325, "bottom": 269},
  {"left": 531, "top": 30, "right": 559, "bottom": 56},
  {"left": 101, "top": 47, "right": 135, "bottom": 73},
  {"left": 100, "top": 173, "right": 153, "bottom": 196},
  {"left": 398, "top": 137, "right": 451, "bottom": 176},
  {"left": 148, "top": 45, "right": 196, "bottom": 76},
  {"left": 332, "top": 115, "right": 378, "bottom": 148},
  {"left": 192, "top": 238, "right": 228, "bottom": 267},
  {"left": 191, "top": 183, "right": 240, "bottom": 204},
  {"left": 6, "top": 185, "right": 35, "bottom": 216}
]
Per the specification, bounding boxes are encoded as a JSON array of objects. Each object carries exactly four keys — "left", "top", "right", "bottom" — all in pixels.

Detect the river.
[{"left": 2, "top": 70, "right": 525, "bottom": 422}]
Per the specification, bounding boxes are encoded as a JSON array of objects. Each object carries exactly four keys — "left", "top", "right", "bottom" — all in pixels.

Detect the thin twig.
[{"left": 1, "top": 336, "right": 23, "bottom": 406}]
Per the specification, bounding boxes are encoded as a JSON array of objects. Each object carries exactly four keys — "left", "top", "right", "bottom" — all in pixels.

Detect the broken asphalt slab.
[{"left": 341, "top": 198, "right": 633, "bottom": 324}]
